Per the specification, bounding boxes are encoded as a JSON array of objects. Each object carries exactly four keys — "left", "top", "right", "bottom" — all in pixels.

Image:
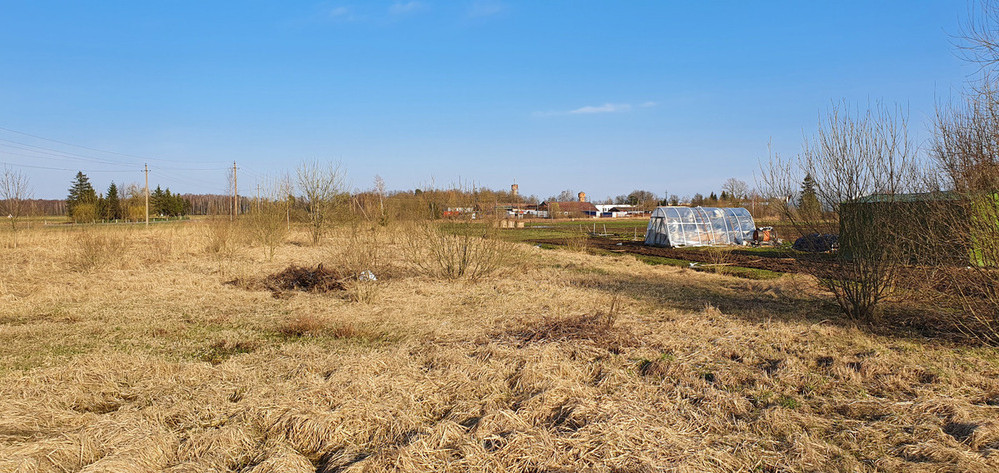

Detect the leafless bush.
[
  {"left": 296, "top": 161, "right": 347, "bottom": 245},
  {"left": 760, "top": 103, "right": 919, "bottom": 322},
  {"left": 245, "top": 176, "right": 293, "bottom": 260},
  {"left": 328, "top": 224, "right": 389, "bottom": 303},
  {"left": 705, "top": 246, "right": 731, "bottom": 273},
  {"left": 203, "top": 212, "right": 241, "bottom": 273},
  {"left": 926, "top": 81, "right": 999, "bottom": 344},
  {"left": 564, "top": 228, "right": 590, "bottom": 253},
  {"left": 0, "top": 167, "right": 31, "bottom": 248},
  {"left": 70, "top": 230, "right": 129, "bottom": 271},
  {"left": 404, "top": 220, "right": 513, "bottom": 281}
]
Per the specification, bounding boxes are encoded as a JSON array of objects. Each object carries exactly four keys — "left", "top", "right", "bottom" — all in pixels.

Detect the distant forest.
[{"left": 22, "top": 194, "right": 250, "bottom": 217}]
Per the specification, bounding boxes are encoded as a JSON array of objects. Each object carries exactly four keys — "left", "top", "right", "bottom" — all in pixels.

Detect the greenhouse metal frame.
[{"left": 644, "top": 206, "right": 756, "bottom": 248}]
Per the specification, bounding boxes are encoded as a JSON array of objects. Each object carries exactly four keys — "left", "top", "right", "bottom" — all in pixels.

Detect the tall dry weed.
[
  {"left": 68, "top": 229, "right": 129, "bottom": 271},
  {"left": 705, "top": 246, "right": 731, "bottom": 273},
  {"left": 564, "top": 229, "right": 590, "bottom": 253},
  {"left": 327, "top": 224, "right": 389, "bottom": 303},
  {"left": 203, "top": 215, "right": 241, "bottom": 274}
]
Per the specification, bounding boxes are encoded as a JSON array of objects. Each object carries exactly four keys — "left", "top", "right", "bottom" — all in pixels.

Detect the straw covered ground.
[{"left": 1, "top": 222, "right": 998, "bottom": 472}]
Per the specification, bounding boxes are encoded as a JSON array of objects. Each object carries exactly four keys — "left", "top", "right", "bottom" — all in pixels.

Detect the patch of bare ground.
[{"left": 1, "top": 224, "right": 999, "bottom": 472}]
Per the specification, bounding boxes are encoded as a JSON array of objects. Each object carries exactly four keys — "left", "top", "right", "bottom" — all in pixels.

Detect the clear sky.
[{"left": 0, "top": 1, "right": 978, "bottom": 200}]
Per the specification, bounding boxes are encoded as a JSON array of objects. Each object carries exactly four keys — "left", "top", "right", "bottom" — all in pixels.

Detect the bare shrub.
[
  {"left": 564, "top": 228, "right": 590, "bottom": 253},
  {"left": 926, "top": 82, "right": 999, "bottom": 344},
  {"left": 760, "top": 102, "right": 919, "bottom": 322},
  {"left": 70, "top": 230, "right": 129, "bottom": 271},
  {"left": 203, "top": 213, "right": 240, "bottom": 273},
  {"left": 0, "top": 166, "right": 31, "bottom": 248},
  {"left": 404, "top": 221, "right": 514, "bottom": 281},
  {"left": 296, "top": 161, "right": 347, "bottom": 245},
  {"left": 245, "top": 176, "right": 293, "bottom": 260},
  {"left": 705, "top": 246, "right": 731, "bottom": 273},
  {"left": 328, "top": 224, "right": 387, "bottom": 303}
]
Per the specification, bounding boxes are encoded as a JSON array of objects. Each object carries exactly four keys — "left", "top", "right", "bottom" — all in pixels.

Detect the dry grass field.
[{"left": 2, "top": 222, "right": 999, "bottom": 472}]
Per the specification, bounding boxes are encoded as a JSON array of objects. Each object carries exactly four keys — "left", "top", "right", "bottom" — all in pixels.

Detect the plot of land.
[{"left": 1, "top": 223, "right": 998, "bottom": 472}]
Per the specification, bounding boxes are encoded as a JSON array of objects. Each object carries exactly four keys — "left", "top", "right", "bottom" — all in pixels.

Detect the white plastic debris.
[{"left": 358, "top": 270, "right": 377, "bottom": 282}]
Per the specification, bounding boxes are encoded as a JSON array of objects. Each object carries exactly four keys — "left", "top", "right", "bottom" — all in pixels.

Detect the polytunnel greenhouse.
[{"left": 644, "top": 206, "right": 757, "bottom": 248}]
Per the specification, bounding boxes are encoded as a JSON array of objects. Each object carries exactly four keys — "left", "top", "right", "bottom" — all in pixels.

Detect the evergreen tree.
[
  {"left": 708, "top": 192, "right": 718, "bottom": 203},
  {"left": 97, "top": 193, "right": 107, "bottom": 221},
  {"left": 151, "top": 186, "right": 165, "bottom": 215},
  {"left": 66, "top": 171, "right": 97, "bottom": 217},
  {"left": 105, "top": 182, "right": 122, "bottom": 220},
  {"left": 798, "top": 173, "right": 821, "bottom": 219}
]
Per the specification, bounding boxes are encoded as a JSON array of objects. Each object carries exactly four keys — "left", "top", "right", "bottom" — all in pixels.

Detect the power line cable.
[
  {"left": 0, "top": 125, "right": 230, "bottom": 167},
  {"left": 0, "top": 160, "right": 137, "bottom": 172},
  {"left": 0, "top": 139, "right": 130, "bottom": 166}
]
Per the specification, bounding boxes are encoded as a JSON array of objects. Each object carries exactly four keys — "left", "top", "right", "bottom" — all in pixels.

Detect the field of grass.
[{"left": 1, "top": 222, "right": 998, "bottom": 472}]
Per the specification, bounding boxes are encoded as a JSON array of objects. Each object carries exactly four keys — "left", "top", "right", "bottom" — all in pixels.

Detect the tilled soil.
[
  {"left": 532, "top": 237, "right": 834, "bottom": 277},
  {"left": 531, "top": 237, "right": 973, "bottom": 298}
]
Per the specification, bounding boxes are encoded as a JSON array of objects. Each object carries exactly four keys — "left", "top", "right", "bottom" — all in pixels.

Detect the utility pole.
[
  {"left": 144, "top": 163, "right": 149, "bottom": 227},
  {"left": 232, "top": 161, "right": 238, "bottom": 220}
]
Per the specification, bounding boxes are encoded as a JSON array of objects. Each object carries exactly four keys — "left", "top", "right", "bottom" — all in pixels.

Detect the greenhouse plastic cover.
[{"left": 644, "top": 206, "right": 756, "bottom": 248}]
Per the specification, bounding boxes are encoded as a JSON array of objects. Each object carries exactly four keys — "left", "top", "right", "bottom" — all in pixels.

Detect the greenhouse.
[{"left": 644, "top": 206, "right": 757, "bottom": 248}]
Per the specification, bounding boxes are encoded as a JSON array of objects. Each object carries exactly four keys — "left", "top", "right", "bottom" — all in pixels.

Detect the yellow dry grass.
[{"left": 1, "top": 222, "right": 998, "bottom": 472}]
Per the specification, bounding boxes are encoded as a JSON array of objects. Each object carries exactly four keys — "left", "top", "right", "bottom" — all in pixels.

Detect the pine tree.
[
  {"left": 152, "top": 186, "right": 165, "bottom": 216},
  {"left": 798, "top": 173, "right": 821, "bottom": 219},
  {"left": 106, "top": 182, "right": 122, "bottom": 220},
  {"left": 66, "top": 171, "right": 97, "bottom": 217}
]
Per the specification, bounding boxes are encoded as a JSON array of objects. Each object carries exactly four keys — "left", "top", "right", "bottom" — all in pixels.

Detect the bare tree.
[
  {"left": 297, "top": 161, "right": 346, "bottom": 245},
  {"left": 958, "top": 0, "right": 999, "bottom": 77},
  {"left": 760, "top": 102, "right": 919, "bottom": 322},
  {"left": 0, "top": 167, "right": 32, "bottom": 248},
  {"left": 721, "top": 178, "right": 749, "bottom": 202}
]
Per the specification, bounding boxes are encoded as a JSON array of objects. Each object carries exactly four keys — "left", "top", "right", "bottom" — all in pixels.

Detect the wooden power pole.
[
  {"left": 144, "top": 163, "right": 149, "bottom": 227},
  {"left": 232, "top": 161, "right": 238, "bottom": 220}
]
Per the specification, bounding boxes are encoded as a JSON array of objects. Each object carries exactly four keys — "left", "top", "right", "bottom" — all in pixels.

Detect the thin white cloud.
[
  {"left": 535, "top": 101, "right": 656, "bottom": 117},
  {"left": 570, "top": 103, "right": 632, "bottom": 114},
  {"left": 327, "top": 6, "right": 354, "bottom": 20},
  {"left": 389, "top": 1, "right": 425, "bottom": 15},
  {"left": 468, "top": 0, "right": 507, "bottom": 18}
]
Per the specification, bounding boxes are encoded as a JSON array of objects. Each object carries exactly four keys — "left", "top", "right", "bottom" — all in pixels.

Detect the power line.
[
  {"left": 0, "top": 139, "right": 230, "bottom": 172},
  {"left": 0, "top": 125, "right": 229, "bottom": 167},
  {"left": 0, "top": 160, "right": 137, "bottom": 172},
  {"left": 0, "top": 127, "right": 232, "bottom": 171},
  {"left": 0, "top": 139, "right": 129, "bottom": 165}
]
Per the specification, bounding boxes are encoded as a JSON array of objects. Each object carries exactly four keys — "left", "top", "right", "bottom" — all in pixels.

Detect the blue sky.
[{"left": 0, "top": 1, "right": 977, "bottom": 200}]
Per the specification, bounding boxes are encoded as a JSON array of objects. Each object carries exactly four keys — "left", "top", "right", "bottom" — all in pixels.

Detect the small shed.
[
  {"left": 840, "top": 192, "right": 998, "bottom": 266},
  {"left": 645, "top": 206, "right": 756, "bottom": 248}
]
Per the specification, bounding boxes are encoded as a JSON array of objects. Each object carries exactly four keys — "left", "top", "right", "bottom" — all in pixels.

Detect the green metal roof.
[{"left": 849, "top": 192, "right": 961, "bottom": 203}]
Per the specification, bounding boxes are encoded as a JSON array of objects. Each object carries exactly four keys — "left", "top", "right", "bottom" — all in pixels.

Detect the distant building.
[
  {"left": 482, "top": 202, "right": 539, "bottom": 218},
  {"left": 538, "top": 201, "right": 599, "bottom": 217}
]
